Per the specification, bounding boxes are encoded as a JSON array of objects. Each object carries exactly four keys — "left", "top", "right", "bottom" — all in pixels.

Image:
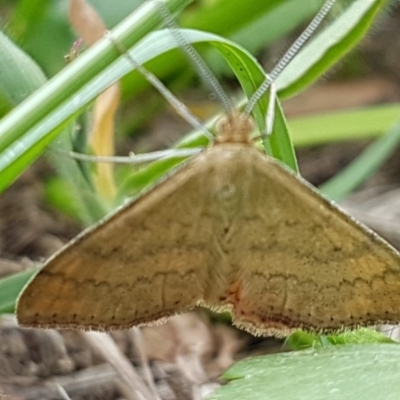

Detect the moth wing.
[
  {"left": 17, "top": 156, "right": 219, "bottom": 330},
  {"left": 226, "top": 153, "right": 400, "bottom": 336}
]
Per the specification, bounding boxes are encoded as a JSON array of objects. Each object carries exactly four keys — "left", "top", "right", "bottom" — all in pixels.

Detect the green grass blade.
[
  {"left": 183, "top": 0, "right": 286, "bottom": 35},
  {"left": 266, "top": 99, "right": 299, "bottom": 173},
  {"left": 289, "top": 104, "right": 400, "bottom": 147},
  {"left": 319, "top": 121, "right": 400, "bottom": 201},
  {"left": 0, "top": 0, "right": 191, "bottom": 193},
  {"left": 0, "top": 29, "right": 294, "bottom": 194},
  {"left": 0, "top": 0, "right": 190, "bottom": 153},
  {"left": 118, "top": 30, "right": 300, "bottom": 195},
  {"left": 231, "top": 0, "right": 327, "bottom": 52},
  {"left": 277, "top": 0, "right": 387, "bottom": 97}
]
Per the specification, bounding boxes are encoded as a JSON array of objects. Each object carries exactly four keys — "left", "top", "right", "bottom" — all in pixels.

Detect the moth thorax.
[{"left": 215, "top": 113, "right": 255, "bottom": 144}]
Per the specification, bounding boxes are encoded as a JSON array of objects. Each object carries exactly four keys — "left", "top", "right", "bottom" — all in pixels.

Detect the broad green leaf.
[{"left": 210, "top": 343, "right": 400, "bottom": 400}]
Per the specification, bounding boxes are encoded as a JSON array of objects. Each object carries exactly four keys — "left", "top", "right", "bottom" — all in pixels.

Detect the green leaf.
[
  {"left": 320, "top": 121, "right": 400, "bottom": 201},
  {"left": 206, "top": 37, "right": 297, "bottom": 169},
  {"left": 266, "top": 98, "right": 298, "bottom": 172},
  {"left": 183, "top": 0, "right": 286, "bottom": 35},
  {"left": 117, "top": 0, "right": 390, "bottom": 196},
  {"left": 210, "top": 343, "right": 400, "bottom": 400},
  {"left": 0, "top": 0, "right": 191, "bottom": 193},
  {"left": 5, "top": 0, "right": 52, "bottom": 43},
  {"left": 0, "top": 28, "right": 290, "bottom": 195},
  {"left": 285, "top": 328, "right": 395, "bottom": 350},
  {"left": 119, "top": 29, "right": 303, "bottom": 195},
  {"left": 0, "top": 30, "right": 46, "bottom": 107},
  {"left": 206, "top": 0, "right": 327, "bottom": 76},
  {"left": 277, "top": 0, "right": 387, "bottom": 98},
  {"left": 289, "top": 104, "right": 400, "bottom": 147},
  {"left": 0, "top": 0, "right": 190, "bottom": 152},
  {"left": 0, "top": 269, "right": 37, "bottom": 314}
]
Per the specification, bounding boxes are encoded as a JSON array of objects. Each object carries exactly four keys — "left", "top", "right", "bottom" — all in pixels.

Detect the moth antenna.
[
  {"left": 66, "top": 148, "right": 203, "bottom": 164},
  {"left": 153, "top": 0, "right": 234, "bottom": 117},
  {"left": 244, "top": 0, "right": 337, "bottom": 116},
  {"left": 105, "top": 31, "right": 213, "bottom": 141}
]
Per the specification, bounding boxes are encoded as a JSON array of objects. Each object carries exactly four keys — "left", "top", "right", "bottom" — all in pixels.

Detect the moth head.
[{"left": 214, "top": 112, "right": 255, "bottom": 144}]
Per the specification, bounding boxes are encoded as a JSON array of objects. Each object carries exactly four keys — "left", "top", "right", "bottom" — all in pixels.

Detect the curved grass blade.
[
  {"left": 277, "top": 0, "right": 387, "bottom": 98},
  {"left": 0, "top": 0, "right": 191, "bottom": 193},
  {"left": 0, "top": 29, "right": 284, "bottom": 194}
]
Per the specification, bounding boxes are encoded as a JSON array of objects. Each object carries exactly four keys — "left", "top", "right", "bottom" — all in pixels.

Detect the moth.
[{"left": 16, "top": 0, "right": 400, "bottom": 337}]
